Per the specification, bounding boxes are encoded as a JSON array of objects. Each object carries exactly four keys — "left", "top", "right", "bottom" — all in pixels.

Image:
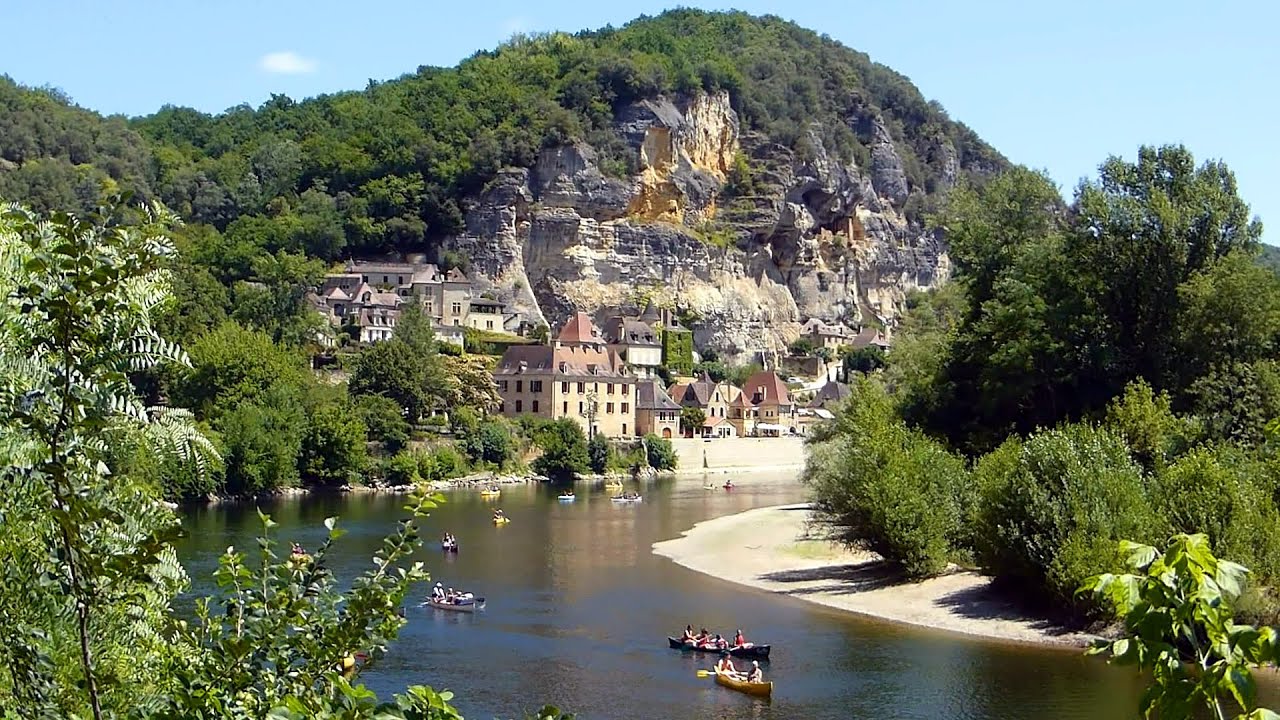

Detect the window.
[
  {"left": 561, "top": 382, "right": 569, "bottom": 393},
  {"left": 622, "top": 384, "right": 628, "bottom": 396},
  {"left": 606, "top": 403, "right": 614, "bottom": 414},
  {"left": 607, "top": 383, "right": 614, "bottom": 395},
  {"left": 398, "top": 275, "right": 404, "bottom": 285},
  {"left": 562, "top": 401, "right": 568, "bottom": 414},
  {"left": 382, "top": 275, "right": 389, "bottom": 284},
  {"left": 622, "top": 423, "right": 628, "bottom": 436},
  {"left": 453, "top": 319, "right": 460, "bottom": 326},
  {"left": 425, "top": 301, "right": 433, "bottom": 313},
  {"left": 486, "top": 320, "right": 494, "bottom": 330},
  {"left": 577, "top": 382, "right": 585, "bottom": 393},
  {"left": 515, "top": 400, "right": 522, "bottom": 412},
  {"left": 578, "top": 402, "right": 584, "bottom": 415},
  {"left": 530, "top": 381, "right": 543, "bottom": 393},
  {"left": 452, "top": 302, "right": 462, "bottom": 315},
  {"left": 498, "top": 380, "right": 508, "bottom": 391},
  {"left": 516, "top": 380, "right": 523, "bottom": 392},
  {"left": 532, "top": 400, "right": 539, "bottom": 413},
  {"left": 621, "top": 403, "right": 629, "bottom": 414}
]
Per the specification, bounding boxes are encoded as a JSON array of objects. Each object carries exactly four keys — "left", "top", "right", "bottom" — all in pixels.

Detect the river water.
[{"left": 176, "top": 474, "right": 1158, "bottom": 719}]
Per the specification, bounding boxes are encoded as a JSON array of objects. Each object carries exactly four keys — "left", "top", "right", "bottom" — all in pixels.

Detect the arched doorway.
[{"left": 662, "top": 427, "right": 672, "bottom": 439}]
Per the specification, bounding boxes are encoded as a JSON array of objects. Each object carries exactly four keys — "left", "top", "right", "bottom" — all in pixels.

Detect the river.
[{"left": 176, "top": 473, "right": 1151, "bottom": 719}]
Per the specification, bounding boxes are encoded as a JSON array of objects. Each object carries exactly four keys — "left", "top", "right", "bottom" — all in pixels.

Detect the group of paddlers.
[
  {"left": 429, "top": 582, "right": 475, "bottom": 605},
  {"left": 680, "top": 625, "right": 752, "bottom": 651}
]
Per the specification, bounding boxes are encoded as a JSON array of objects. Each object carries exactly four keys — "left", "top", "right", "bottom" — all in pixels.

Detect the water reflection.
[{"left": 174, "top": 474, "right": 1166, "bottom": 719}]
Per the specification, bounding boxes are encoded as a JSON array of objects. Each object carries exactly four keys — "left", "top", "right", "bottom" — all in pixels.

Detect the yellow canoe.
[
  {"left": 715, "top": 671, "right": 772, "bottom": 698},
  {"left": 493, "top": 516, "right": 510, "bottom": 525},
  {"left": 480, "top": 489, "right": 501, "bottom": 497}
]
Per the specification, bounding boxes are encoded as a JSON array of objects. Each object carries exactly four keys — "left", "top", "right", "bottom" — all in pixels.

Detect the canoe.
[
  {"left": 667, "top": 637, "right": 771, "bottom": 659},
  {"left": 557, "top": 493, "right": 576, "bottom": 501},
  {"left": 441, "top": 543, "right": 458, "bottom": 552},
  {"left": 715, "top": 671, "right": 772, "bottom": 698},
  {"left": 493, "top": 516, "right": 510, "bottom": 525},
  {"left": 428, "top": 597, "right": 486, "bottom": 613},
  {"left": 723, "top": 482, "right": 735, "bottom": 490},
  {"left": 611, "top": 495, "right": 642, "bottom": 503},
  {"left": 702, "top": 484, "right": 716, "bottom": 490},
  {"left": 604, "top": 480, "right": 623, "bottom": 488},
  {"left": 480, "top": 489, "right": 501, "bottom": 497}
]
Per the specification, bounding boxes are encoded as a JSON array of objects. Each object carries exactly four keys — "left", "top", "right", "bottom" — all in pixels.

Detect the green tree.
[
  {"left": 348, "top": 339, "right": 442, "bottom": 423},
  {"left": 462, "top": 418, "right": 514, "bottom": 468},
  {"left": 1084, "top": 535, "right": 1280, "bottom": 720},
  {"left": 174, "top": 321, "right": 308, "bottom": 421},
  {"left": 841, "top": 346, "right": 885, "bottom": 376},
  {"left": 299, "top": 401, "right": 368, "bottom": 486},
  {"left": 643, "top": 433, "right": 678, "bottom": 470},
  {"left": 219, "top": 394, "right": 305, "bottom": 494},
  {"left": 531, "top": 418, "right": 589, "bottom": 480},
  {"left": 355, "top": 394, "right": 411, "bottom": 452},
  {"left": 679, "top": 406, "right": 706, "bottom": 436},
  {"left": 587, "top": 432, "right": 612, "bottom": 474}
]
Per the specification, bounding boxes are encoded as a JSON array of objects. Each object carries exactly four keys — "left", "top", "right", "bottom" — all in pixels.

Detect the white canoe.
[{"left": 428, "top": 597, "right": 486, "bottom": 613}]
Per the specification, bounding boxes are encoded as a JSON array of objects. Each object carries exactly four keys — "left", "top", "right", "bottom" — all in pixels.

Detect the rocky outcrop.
[{"left": 449, "top": 90, "right": 955, "bottom": 364}]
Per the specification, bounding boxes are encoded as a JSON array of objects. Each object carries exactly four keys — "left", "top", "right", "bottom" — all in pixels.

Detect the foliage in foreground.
[
  {"left": 0, "top": 203, "right": 563, "bottom": 718},
  {"left": 1084, "top": 535, "right": 1280, "bottom": 720}
]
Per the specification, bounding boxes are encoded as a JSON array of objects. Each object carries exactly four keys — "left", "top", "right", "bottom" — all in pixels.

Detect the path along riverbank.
[{"left": 653, "top": 503, "right": 1097, "bottom": 650}]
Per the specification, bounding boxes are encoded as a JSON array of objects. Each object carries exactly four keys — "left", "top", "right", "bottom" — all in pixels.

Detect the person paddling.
[
  {"left": 715, "top": 655, "right": 737, "bottom": 677},
  {"left": 682, "top": 624, "right": 696, "bottom": 643},
  {"left": 734, "top": 628, "right": 747, "bottom": 647},
  {"left": 747, "top": 660, "right": 763, "bottom": 683}
]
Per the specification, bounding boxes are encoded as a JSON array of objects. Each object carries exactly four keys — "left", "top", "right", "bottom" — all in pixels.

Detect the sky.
[{"left": 2, "top": 0, "right": 1276, "bottom": 240}]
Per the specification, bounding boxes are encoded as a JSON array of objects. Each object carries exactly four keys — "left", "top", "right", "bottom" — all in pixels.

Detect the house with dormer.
[
  {"left": 492, "top": 313, "right": 637, "bottom": 438},
  {"left": 731, "top": 370, "right": 799, "bottom": 436}
]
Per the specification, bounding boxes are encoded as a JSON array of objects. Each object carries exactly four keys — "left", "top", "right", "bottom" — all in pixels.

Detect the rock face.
[{"left": 450, "top": 90, "right": 954, "bottom": 363}]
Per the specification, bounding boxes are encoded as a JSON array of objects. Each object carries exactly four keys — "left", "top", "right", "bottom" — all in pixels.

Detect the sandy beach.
[{"left": 653, "top": 504, "right": 1096, "bottom": 649}]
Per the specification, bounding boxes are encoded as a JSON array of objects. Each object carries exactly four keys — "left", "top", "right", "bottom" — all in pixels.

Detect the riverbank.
[
  {"left": 670, "top": 436, "right": 806, "bottom": 475},
  {"left": 653, "top": 504, "right": 1097, "bottom": 650}
]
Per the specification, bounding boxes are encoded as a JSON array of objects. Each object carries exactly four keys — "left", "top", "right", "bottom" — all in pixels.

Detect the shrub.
[
  {"left": 973, "top": 423, "right": 1160, "bottom": 617},
  {"left": 461, "top": 418, "right": 514, "bottom": 468},
  {"left": 1151, "top": 446, "right": 1280, "bottom": 586},
  {"left": 804, "top": 377, "right": 970, "bottom": 578},
  {"left": 531, "top": 419, "right": 589, "bottom": 480},
  {"left": 587, "top": 433, "right": 612, "bottom": 474},
  {"left": 355, "top": 394, "right": 410, "bottom": 453},
  {"left": 384, "top": 451, "right": 421, "bottom": 486},
  {"left": 643, "top": 434, "right": 678, "bottom": 470},
  {"left": 1104, "top": 379, "right": 1196, "bottom": 472}
]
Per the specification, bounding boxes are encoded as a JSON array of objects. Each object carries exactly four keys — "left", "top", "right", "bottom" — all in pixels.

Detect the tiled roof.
[
  {"left": 557, "top": 312, "right": 604, "bottom": 345},
  {"left": 445, "top": 267, "right": 468, "bottom": 282},
  {"left": 605, "top": 317, "right": 659, "bottom": 346},
  {"left": 636, "top": 380, "right": 680, "bottom": 410},
  {"left": 741, "top": 370, "right": 792, "bottom": 408},
  {"left": 494, "top": 343, "right": 630, "bottom": 378},
  {"left": 640, "top": 300, "right": 661, "bottom": 323}
]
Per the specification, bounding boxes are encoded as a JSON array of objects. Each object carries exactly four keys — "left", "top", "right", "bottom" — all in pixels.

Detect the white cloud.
[{"left": 259, "top": 51, "right": 317, "bottom": 75}]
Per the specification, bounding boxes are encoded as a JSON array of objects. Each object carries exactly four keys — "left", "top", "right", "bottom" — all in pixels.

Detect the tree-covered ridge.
[{"left": 1, "top": 9, "right": 1004, "bottom": 263}]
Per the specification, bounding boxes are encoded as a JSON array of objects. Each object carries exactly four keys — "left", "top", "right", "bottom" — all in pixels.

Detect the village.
[{"left": 309, "top": 259, "right": 891, "bottom": 442}]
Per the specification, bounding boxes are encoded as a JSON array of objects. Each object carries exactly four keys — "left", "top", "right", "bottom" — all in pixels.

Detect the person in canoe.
[
  {"left": 715, "top": 655, "right": 738, "bottom": 677},
  {"left": 431, "top": 582, "right": 445, "bottom": 602},
  {"left": 682, "top": 625, "right": 696, "bottom": 643},
  {"left": 492, "top": 508, "right": 505, "bottom": 521},
  {"left": 696, "top": 627, "right": 710, "bottom": 645},
  {"left": 734, "top": 628, "right": 747, "bottom": 648},
  {"left": 747, "top": 661, "right": 764, "bottom": 683},
  {"left": 713, "top": 634, "right": 728, "bottom": 651}
]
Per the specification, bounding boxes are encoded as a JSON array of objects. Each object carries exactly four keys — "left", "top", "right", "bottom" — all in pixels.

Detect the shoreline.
[{"left": 652, "top": 503, "right": 1098, "bottom": 651}]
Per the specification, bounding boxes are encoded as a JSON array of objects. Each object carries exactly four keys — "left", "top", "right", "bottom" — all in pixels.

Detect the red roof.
[
  {"left": 741, "top": 370, "right": 792, "bottom": 408},
  {"left": 557, "top": 312, "right": 604, "bottom": 345}
]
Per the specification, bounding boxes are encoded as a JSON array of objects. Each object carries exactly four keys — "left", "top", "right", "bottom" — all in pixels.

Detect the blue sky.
[{"left": 2, "top": 1, "right": 1275, "bottom": 240}]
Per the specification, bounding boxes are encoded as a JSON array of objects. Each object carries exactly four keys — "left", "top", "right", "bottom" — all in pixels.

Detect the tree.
[
  {"left": 348, "top": 339, "right": 442, "bottom": 423},
  {"left": 588, "top": 432, "right": 611, "bottom": 474},
  {"left": 174, "top": 321, "right": 308, "bottom": 421},
  {"left": 531, "top": 418, "right": 589, "bottom": 480},
  {"left": 679, "top": 406, "right": 706, "bottom": 437},
  {"left": 1084, "top": 535, "right": 1280, "bottom": 720},
  {"left": 842, "top": 346, "right": 885, "bottom": 376},
  {"left": 299, "top": 401, "right": 368, "bottom": 486},
  {"left": 355, "top": 394, "right": 411, "bottom": 452},
  {"left": 461, "top": 418, "right": 513, "bottom": 467},
  {"left": 219, "top": 394, "right": 305, "bottom": 494},
  {"left": 394, "top": 302, "right": 438, "bottom": 356},
  {"left": 788, "top": 337, "right": 816, "bottom": 357},
  {"left": 643, "top": 433, "right": 678, "bottom": 470}
]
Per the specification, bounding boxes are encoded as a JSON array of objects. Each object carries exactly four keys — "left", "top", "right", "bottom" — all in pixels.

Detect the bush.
[
  {"left": 804, "top": 377, "right": 970, "bottom": 578},
  {"left": 461, "top": 418, "right": 514, "bottom": 468},
  {"left": 1104, "top": 379, "right": 1196, "bottom": 472},
  {"left": 355, "top": 394, "right": 410, "bottom": 453},
  {"left": 587, "top": 433, "right": 612, "bottom": 474},
  {"left": 1151, "top": 446, "right": 1280, "bottom": 586},
  {"left": 384, "top": 451, "right": 421, "bottom": 486},
  {"left": 644, "top": 434, "right": 678, "bottom": 470},
  {"left": 421, "top": 445, "right": 468, "bottom": 482},
  {"left": 973, "top": 423, "right": 1160, "bottom": 618},
  {"left": 531, "top": 418, "right": 589, "bottom": 480}
]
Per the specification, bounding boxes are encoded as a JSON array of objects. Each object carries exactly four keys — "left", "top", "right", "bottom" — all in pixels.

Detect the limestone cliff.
[{"left": 450, "top": 90, "right": 955, "bottom": 363}]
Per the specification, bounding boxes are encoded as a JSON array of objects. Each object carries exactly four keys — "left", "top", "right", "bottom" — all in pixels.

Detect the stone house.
[
  {"left": 731, "top": 370, "right": 799, "bottom": 437},
  {"left": 465, "top": 297, "right": 506, "bottom": 332},
  {"left": 800, "top": 318, "right": 856, "bottom": 351},
  {"left": 603, "top": 302, "right": 663, "bottom": 378},
  {"left": 850, "top": 326, "right": 892, "bottom": 351},
  {"left": 492, "top": 313, "right": 637, "bottom": 438},
  {"left": 635, "top": 380, "right": 680, "bottom": 439},
  {"left": 668, "top": 373, "right": 741, "bottom": 439}
]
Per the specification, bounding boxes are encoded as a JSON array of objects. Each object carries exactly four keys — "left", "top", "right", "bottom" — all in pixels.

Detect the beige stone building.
[
  {"left": 800, "top": 318, "right": 856, "bottom": 351},
  {"left": 635, "top": 380, "right": 680, "bottom": 439},
  {"left": 493, "top": 313, "right": 637, "bottom": 438},
  {"left": 731, "top": 370, "right": 799, "bottom": 436}
]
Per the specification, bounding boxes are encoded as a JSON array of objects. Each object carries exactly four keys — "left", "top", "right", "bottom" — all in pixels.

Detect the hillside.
[{"left": 0, "top": 9, "right": 1006, "bottom": 359}]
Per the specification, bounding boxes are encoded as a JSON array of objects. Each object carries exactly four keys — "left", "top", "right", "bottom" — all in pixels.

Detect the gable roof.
[
  {"left": 640, "top": 300, "right": 661, "bottom": 324},
  {"left": 557, "top": 312, "right": 604, "bottom": 346},
  {"left": 741, "top": 370, "right": 792, "bottom": 408},
  {"left": 809, "top": 380, "right": 850, "bottom": 409},
  {"left": 636, "top": 380, "right": 680, "bottom": 411},
  {"left": 445, "top": 267, "right": 468, "bottom": 283},
  {"left": 494, "top": 343, "right": 629, "bottom": 378}
]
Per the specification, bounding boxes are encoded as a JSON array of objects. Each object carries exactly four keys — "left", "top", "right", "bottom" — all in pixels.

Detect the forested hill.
[{"left": 0, "top": 9, "right": 1004, "bottom": 262}]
